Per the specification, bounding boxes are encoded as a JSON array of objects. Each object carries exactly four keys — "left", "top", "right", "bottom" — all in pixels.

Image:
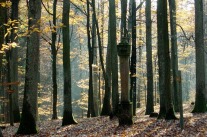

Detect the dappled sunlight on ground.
[{"left": 2, "top": 104, "right": 207, "bottom": 136}]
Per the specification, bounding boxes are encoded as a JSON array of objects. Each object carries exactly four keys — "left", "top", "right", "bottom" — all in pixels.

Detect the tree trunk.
[
  {"left": 137, "top": 3, "right": 142, "bottom": 108},
  {"left": 101, "top": 21, "right": 112, "bottom": 116},
  {"left": 6, "top": 42, "right": 14, "bottom": 126},
  {"left": 62, "top": 0, "right": 77, "bottom": 126},
  {"left": 157, "top": 0, "right": 176, "bottom": 120},
  {"left": 87, "top": 0, "right": 96, "bottom": 117},
  {"left": 17, "top": 0, "right": 41, "bottom": 134},
  {"left": 192, "top": 0, "right": 206, "bottom": 113},
  {"left": 109, "top": 0, "right": 119, "bottom": 115},
  {"left": 99, "top": 0, "right": 104, "bottom": 111},
  {"left": 169, "top": 0, "right": 179, "bottom": 112},
  {"left": 0, "top": 128, "right": 2, "bottom": 137},
  {"left": 0, "top": 0, "right": 6, "bottom": 99},
  {"left": 121, "top": 0, "right": 128, "bottom": 39},
  {"left": 10, "top": 0, "right": 21, "bottom": 123},
  {"left": 90, "top": 2, "right": 111, "bottom": 116},
  {"left": 92, "top": 0, "right": 99, "bottom": 116},
  {"left": 51, "top": 0, "right": 58, "bottom": 120},
  {"left": 145, "top": 0, "right": 154, "bottom": 115},
  {"left": 129, "top": 0, "right": 137, "bottom": 116}
]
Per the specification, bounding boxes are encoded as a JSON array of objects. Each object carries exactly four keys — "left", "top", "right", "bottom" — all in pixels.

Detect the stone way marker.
[{"left": 117, "top": 38, "right": 133, "bottom": 125}]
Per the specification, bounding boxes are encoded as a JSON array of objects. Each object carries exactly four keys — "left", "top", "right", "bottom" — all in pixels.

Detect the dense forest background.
[
  {"left": 0, "top": 0, "right": 206, "bottom": 136},
  {"left": 31, "top": 0, "right": 195, "bottom": 119}
]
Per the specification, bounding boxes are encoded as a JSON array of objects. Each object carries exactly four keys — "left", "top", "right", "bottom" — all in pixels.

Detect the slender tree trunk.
[
  {"left": 154, "top": 56, "right": 158, "bottom": 105},
  {"left": 0, "top": 0, "right": 6, "bottom": 100},
  {"left": 99, "top": 0, "right": 105, "bottom": 108},
  {"left": 109, "top": 0, "right": 119, "bottom": 115},
  {"left": 102, "top": 21, "right": 112, "bottom": 116},
  {"left": 169, "top": 0, "right": 179, "bottom": 112},
  {"left": 51, "top": 0, "right": 58, "bottom": 120},
  {"left": 137, "top": 3, "right": 142, "bottom": 108},
  {"left": 192, "top": 0, "right": 206, "bottom": 113},
  {"left": 129, "top": 0, "right": 137, "bottom": 116},
  {"left": 92, "top": 0, "right": 99, "bottom": 116},
  {"left": 62, "top": 0, "right": 77, "bottom": 126},
  {"left": 87, "top": 0, "right": 96, "bottom": 117},
  {"left": 17, "top": 0, "right": 41, "bottom": 134},
  {"left": 6, "top": 41, "right": 14, "bottom": 126},
  {"left": 121, "top": 0, "right": 128, "bottom": 39},
  {"left": 145, "top": 0, "right": 154, "bottom": 115}
]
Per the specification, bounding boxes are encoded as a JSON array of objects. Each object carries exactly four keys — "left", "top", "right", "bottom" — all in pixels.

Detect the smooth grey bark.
[
  {"left": 92, "top": 0, "right": 99, "bottom": 116},
  {"left": 87, "top": 0, "right": 96, "bottom": 117},
  {"left": 192, "top": 0, "right": 206, "bottom": 113},
  {"left": 145, "top": 0, "right": 154, "bottom": 115},
  {"left": 17, "top": 0, "right": 41, "bottom": 134},
  {"left": 109, "top": 0, "right": 119, "bottom": 115},
  {"left": 169, "top": 0, "right": 179, "bottom": 112},
  {"left": 62, "top": 0, "right": 77, "bottom": 126},
  {"left": 157, "top": 0, "right": 176, "bottom": 119}
]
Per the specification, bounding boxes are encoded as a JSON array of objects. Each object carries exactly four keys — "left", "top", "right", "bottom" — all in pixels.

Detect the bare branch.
[
  {"left": 176, "top": 23, "right": 195, "bottom": 41},
  {"left": 136, "top": 1, "right": 145, "bottom": 11},
  {"left": 41, "top": 0, "right": 53, "bottom": 15},
  {"left": 71, "top": 1, "right": 87, "bottom": 16},
  {"left": 41, "top": 35, "right": 52, "bottom": 46}
]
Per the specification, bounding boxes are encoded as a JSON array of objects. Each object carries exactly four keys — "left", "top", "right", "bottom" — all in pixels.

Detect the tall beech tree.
[
  {"left": 192, "top": 0, "right": 206, "bottom": 113},
  {"left": 145, "top": 0, "right": 154, "bottom": 115},
  {"left": 169, "top": 0, "right": 179, "bottom": 112},
  {"left": 17, "top": 0, "right": 41, "bottom": 134},
  {"left": 51, "top": 0, "right": 58, "bottom": 120},
  {"left": 109, "top": 0, "right": 119, "bottom": 115},
  {"left": 92, "top": 0, "right": 99, "bottom": 116},
  {"left": 157, "top": 0, "right": 176, "bottom": 119},
  {"left": 62, "top": 0, "right": 77, "bottom": 126},
  {"left": 87, "top": 0, "right": 96, "bottom": 117},
  {"left": 11, "top": 0, "right": 20, "bottom": 123}
]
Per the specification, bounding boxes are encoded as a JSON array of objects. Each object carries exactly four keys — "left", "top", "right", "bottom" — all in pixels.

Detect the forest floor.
[{"left": 2, "top": 104, "right": 207, "bottom": 137}]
